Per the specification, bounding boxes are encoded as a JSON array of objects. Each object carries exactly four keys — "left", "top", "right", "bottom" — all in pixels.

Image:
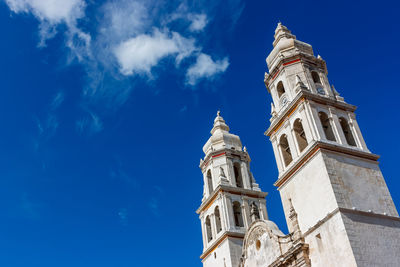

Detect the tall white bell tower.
[
  {"left": 264, "top": 23, "right": 400, "bottom": 266},
  {"left": 196, "top": 112, "right": 268, "bottom": 267}
]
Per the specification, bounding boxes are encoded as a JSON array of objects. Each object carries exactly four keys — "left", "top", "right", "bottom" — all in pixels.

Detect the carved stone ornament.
[
  {"left": 219, "top": 167, "right": 226, "bottom": 178},
  {"left": 247, "top": 226, "right": 267, "bottom": 246}
]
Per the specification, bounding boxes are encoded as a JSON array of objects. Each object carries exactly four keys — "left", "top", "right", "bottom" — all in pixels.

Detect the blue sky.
[{"left": 0, "top": 0, "right": 399, "bottom": 266}]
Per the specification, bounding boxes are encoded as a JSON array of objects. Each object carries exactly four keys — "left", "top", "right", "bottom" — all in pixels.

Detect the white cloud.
[
  {"left": 188, "top": 13, "right": 208, "bottom": 32},
  {"left": 6, "top": 0, "right": 85, "bottom": 23},
  {"left": 5, "top": 0, "right": 88, "bottom": 47},
  {"left": 114, "top": 29, "right": 196, "bottom": 76},
  {"left": 186, "top": 53, "right": 229, "bottom": 85},
  {"left": 6, "top": 0, "right": 243, "bottom": 135}
]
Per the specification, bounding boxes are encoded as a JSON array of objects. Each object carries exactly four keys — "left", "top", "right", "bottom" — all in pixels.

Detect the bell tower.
[
  {"left": 196, "top": 112, "right": 268, "bottom": 267},
  {"left": 264, "top": 23, "right": 400, "bottom": 266}
]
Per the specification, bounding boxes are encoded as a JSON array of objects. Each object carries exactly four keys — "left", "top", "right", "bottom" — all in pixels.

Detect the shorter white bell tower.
[{"left": 197, "top": 112, "right": 268, "bottom": 267}]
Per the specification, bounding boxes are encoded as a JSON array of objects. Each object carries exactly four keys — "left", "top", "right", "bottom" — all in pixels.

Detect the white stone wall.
[
  {"left": 341, "top": 212, "right": 400, "bottom": 267},
  {"left": 279, "top": 149, "right": 400, "bottom": 267},
  {"left": 279, "top": 151, "right": 337, "bottom": 234},
  {"left": 202, "top": 237, "right": 243, "bottom": 267},
  {"left": 304, "top": 212, "right": 357, "bottom": 267},
  {"left": 322, "top": 151, "right": 398, "bottom": 216}
]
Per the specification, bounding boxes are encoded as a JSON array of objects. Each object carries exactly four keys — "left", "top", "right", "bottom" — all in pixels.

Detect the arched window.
[
  {"left": 319, "top": 112, "right": 336, "bottom": 141},
  {"left": 233, "top": 163, "right": 243, "bottom": 188},
  {"left": 207, "top": 170, "right": 213, "bottom": 195},
  {"left": 233, "top": 201, "right": 244, "bottom": 227},
  {"left": 339, "top": 117, "right": 356, "bottom": 146},
  {"left": 312, "top": 71, "right": 326, "bottom": 95},
  {"left": 293, "top": 119, "right": 308, "bottom": 153},
  {"left": 277, "top": 81, "right": 285, "bottom": 98},
  {"left": 311, "top": 71, "right": 321, "bottom": 84},
  {"left": 205, "top": 216, "right": 213, "bottom": 242},
  {"left": 215, "top": 206, "right": 222, "bottom": 233},
  {"left": 279, "top": 134, "right": 293, "bottom": 167}
]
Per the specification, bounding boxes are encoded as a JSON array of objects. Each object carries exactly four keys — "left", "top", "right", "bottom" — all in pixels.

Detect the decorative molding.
[
  {"left": 197, "top": 185, "right": 268, "bottom": 214},
  {"left": 200, "top": 231, "right": 245, "bottom": 260},
  {"left": 265, "top": 90, "right": 357, "bottom": 137},
  {"left": 274, "top": 141, "right": 380, "bottom": 188}
]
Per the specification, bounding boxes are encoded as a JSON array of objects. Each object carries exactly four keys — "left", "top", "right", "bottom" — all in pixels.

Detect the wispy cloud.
[
  {"left": 51, "top": 91, "right": 65, "bottom": 110},
  {"left": 179, "top": 105, "right": 187, "bottom": 112},
  {"left": 117, "top": 208, "right": 128, "bottom": 226},
  {"left": 5, "top": 0, "right": 90, "bottom": 59},
  {"left": 148, "top": 197, "right": 160, "bottom": 217},
  {"left": 20, "top": 193, "right": 41, "bottom": 219},
  {"left": 188, "top": 13, "right": 208, "bottom": 32},
  {"left": 76, "top": 111, "right": 103, "bottom": 135},
  {"left": 109, "top": 168, "right": 138, "bottom": 190},
  {"left": 147, "top": 186, "right": 164, "bottom": 217},
  {"left": 186, "top": 53, "right": 229, "bottom": 85},
  {"left": 34, "top": 90, "right": 65, "bottom": 150},
  {"left": 5, "top": 0, "right": 243, "bottom": 132}
]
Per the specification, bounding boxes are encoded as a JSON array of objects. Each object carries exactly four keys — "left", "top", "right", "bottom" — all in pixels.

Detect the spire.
[
  {"left": 211, "top": 111, "right": 230, "bottom": 135},
  {"left": 273, "top": 22, "right": 296, "bottom": 47},
  {"left": 294, "top": 74, "right": 308, "bottom": 92},
  {"left": 270, "top": 102, "right": 277, "bottom": 117},
  {"left": 288, "top": 198, "right": 302, "bottom": 241}
]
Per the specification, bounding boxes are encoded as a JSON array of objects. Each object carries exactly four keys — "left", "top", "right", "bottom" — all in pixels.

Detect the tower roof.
[
  {"left": 266, "top": 22, "right": 314, "bottom": 71},
  {"left": 273, "top": 22, "right": 296, "bottom": 47},
  {"left": 211, "top": 110, "right": 230, "bottom": 134},
  {"left": 203, "top": 111, "right": 242, "bottom": 154}
]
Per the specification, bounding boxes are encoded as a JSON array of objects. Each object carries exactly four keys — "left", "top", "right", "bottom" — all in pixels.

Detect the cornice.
[
  {"left": 274, "top": 141, "right": 380, "bottom": 188},
  {"left": 265, "top": 90, "right": 357, "bottom": 137},
  {"left": 200, "top": 148, "right": 250, "bottom": 171},
  {"left": 265, "top": 53, "right": 326, "bottom": 90},
  {"left": 200, "top": 231, "right": 245, "bottom": 260},
  {"left": 303, "top": 207, "right": 400, "bottom": 238}
]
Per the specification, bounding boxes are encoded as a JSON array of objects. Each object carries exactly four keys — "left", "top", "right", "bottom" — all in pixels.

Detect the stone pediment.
[{"left": 240, "top": 220, "right": 310, "bottom": 267}]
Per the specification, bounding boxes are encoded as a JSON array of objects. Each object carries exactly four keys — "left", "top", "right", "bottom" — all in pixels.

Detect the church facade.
[{"left": 196, "top": 24, "right": 400, "bottom": 267}]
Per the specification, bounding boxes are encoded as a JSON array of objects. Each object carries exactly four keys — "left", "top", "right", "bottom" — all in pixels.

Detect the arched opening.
[
  {"left": 319, "top": 112, "right": 336, "bottom": 141},
  {"left": 311, "top": 71, "right": 321, "bottom": 84},
  {"left": 339, "top": 117, "right": 356, "bottom": 146},
  {"left": 250, "top": 201, "right": 260, "bottom": 221},
  {"left": 215, "top": 206, "right": 222, "bottom": 233},
  {"left": 293, "top": 119, "right": 308, "bottom": 153},
  {"left": 205, "top": 216, "right": 213, "bottom": 242},
  {"left": 312, "top": 71, "right": 326, "bottom": 95},
  {"left": 233, "top": 201, "right": 244, "bottom": 227},
  {"left": 207, "top": 170, "right": 213, "bottom": 195},
  {"left": 279, "top": 134, "right": 293, "bottom": 167},
  {"left": 233, "top": 163, "right": 243, "bottom": 188},
  {"left": 277, "top": 81, "right": 285, "bottom": 98}
]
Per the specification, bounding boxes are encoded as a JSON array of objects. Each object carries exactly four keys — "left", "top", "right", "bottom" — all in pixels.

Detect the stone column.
[
  {"left": 271, "top": 136, "right": 284, "bottom": 173},
  {"left": 200, "top": 215, "right": 207, "bottom": 249},
  {"left": 210, "top": 213, "right": 217, "bottom": 240},
  {"left": 259, "top": 199, "right": 268, "bottom": 220},
  {"left": 242, "top": 198, "right": 250, "bottom": 229},
  {"left": 227, "top": 160, "right": 236, "bottom": 187},
  {"left": 306, "top": 101, "right": 323, "bottom": 140},
  {"left": 299, "top": 104, "right": 314, "bottom": 144},
  {"left": 240, "top": 162, "right": 250, "bottom": 189},
  {"left": 290, "top": 127, "right": 301, "bottom": 155},
  {"left": 224, "top": 195, "right": 234, "bottom": 231},
  {"left": 348, "top": 113, "right": 369, "bottom": 151},
  {"left": 285, "top": 122, "right": 299, "bottom": 159},
  {"left": 329, "top": 107, "right": 346, "bottom": 145}
]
